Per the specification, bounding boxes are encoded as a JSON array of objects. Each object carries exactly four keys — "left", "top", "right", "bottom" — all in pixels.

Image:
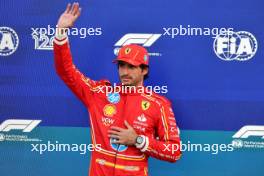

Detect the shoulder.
[
  {"left": 151, "top": 92, "right": 172, "bottom": 106},
  {"left": 81, "top": 76, "right": 111, "bottom": 90},
  {"left": 96, "top": 79, "right": 111, "bottom": 86},
  {"left": 142, "top": 91, "right": 172, "bottom": 107}
]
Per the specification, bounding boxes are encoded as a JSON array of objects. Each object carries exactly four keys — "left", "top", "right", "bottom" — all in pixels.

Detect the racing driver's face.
[{"left": 118, "top": 61, "right": 148, "bottom": 86}]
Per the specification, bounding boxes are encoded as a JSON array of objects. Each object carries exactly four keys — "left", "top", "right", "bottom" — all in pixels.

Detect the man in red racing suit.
[{"left": 54, "top": 2, "right": 181, "bottom": 176}]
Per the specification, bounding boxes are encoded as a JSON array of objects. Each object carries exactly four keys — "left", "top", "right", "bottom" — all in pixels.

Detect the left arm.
[
  {"left": 136, "top": 102, "right": 182, "bottom": 162},
  {"left": 108, "top": 102, "right": 182, "bottom": 162}
]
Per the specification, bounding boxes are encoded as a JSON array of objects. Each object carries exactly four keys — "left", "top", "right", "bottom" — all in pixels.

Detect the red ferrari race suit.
[{"left": 53, "top": 35, "right": 181, "bottom": 176}]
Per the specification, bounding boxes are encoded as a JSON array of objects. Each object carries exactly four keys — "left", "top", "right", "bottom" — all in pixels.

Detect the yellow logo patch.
[
  {"left": 125, "top": 48, "right": 131, "bottom": 54},
  {"left": 103, "top": 104, "right": 117, "bottom": 117},
  {"left": 141, "top": 100, "right": 150, "bottom": 111}
]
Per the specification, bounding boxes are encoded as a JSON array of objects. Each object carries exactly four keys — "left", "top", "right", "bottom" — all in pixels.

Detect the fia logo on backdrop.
[
  {"left": 0, "top": 27, "right": 19, "bottom": 56},
  {"left": 213, "top": 31, "right": 258, "bottom": 61}
]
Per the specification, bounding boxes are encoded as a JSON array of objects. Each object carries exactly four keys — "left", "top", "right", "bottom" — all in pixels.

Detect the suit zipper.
[{"left": 113, "top": 94, "right": 127, "bottom": 176}]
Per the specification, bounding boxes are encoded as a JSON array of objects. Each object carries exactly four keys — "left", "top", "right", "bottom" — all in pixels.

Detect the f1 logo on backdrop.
[
  {"left": 0, "top": 119, "right": 41, "bottom": 133},
  {"left": 0, "top": 27, "right": 19, "bottom": 56},
  {"left": 114, "top": 33, "right": 162, "bottom": 56},
  {"left": 233, "top": 125, "right": 264, "bottom": 139},
  {"left": 115, "top": 33, "right": 161, "bottom": 47},
  {"left": 213, "top": 31, "right": 258, "bottom": 61}
]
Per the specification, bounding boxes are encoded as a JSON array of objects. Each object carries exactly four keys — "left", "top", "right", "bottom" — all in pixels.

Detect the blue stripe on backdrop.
[{"left": 0, "top": 127, "right": 263, "bottom": 176}]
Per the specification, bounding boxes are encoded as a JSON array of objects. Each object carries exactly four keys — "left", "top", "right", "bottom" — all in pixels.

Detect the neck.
[{"left": 135, "top": 80, "right": 144, "bottom": 87}]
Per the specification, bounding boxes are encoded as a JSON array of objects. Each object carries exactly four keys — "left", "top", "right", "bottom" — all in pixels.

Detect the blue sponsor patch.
[
  {"left": 110, "top": 138, "right": 128, "bottom": 152},
  {"left": 107, "top": 93, "right": 120, "bottom": 104}
]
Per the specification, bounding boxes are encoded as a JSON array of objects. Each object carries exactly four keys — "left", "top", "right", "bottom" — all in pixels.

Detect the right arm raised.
[{"left": 53, "top": 3, "right": 105, "bottom": 107}]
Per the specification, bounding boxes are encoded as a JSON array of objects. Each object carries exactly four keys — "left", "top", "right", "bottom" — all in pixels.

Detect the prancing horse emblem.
[{"left": 141, "top": 100, "right": 150, "bottom": 111}]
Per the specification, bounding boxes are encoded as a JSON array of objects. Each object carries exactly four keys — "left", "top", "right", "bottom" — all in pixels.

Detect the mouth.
[
  {"left": 122, "top": 80, "right": 131, "bottom": 85},
  {"left": 121, "top": 78, "right": 133, "bottom": 85},
  {"left": 121, "top": 77, "right": 132, "bottom": 82},
  {"left": 122, "top": 78, "right": 131, "bottom": 81}
]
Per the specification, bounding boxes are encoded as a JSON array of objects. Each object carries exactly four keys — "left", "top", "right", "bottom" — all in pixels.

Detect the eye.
[
  {"left": 118, "top": 62, "right": 125, "bottom": 67},
  {"left": 128, "top": 65, "right": 136, "bottom": 69}
]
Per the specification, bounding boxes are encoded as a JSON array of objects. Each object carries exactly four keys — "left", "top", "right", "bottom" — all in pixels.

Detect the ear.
[{"left": 142, "top": 67, "right": 148, "bottom": 76}]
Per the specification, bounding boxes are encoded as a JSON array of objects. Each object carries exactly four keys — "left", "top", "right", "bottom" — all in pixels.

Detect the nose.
[{"left": 120, "top": 65, "right": 129, "bottom": 75}]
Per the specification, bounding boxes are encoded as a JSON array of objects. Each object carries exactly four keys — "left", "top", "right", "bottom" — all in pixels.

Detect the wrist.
[
  {"left": 135, "top": 135, "right": 149, "bottom": 152},
  {"left": 133, "top": 135, "right": 139, "bottom": 145},
  {"left": 135, "top": 135, "right": 145, "bottom": 148},
  {"left": 55, "top": 27, "right": 68, "bottom": 41}
]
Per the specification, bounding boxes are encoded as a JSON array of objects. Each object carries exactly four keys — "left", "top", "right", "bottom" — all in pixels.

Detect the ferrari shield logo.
[{"left": 141, "top": 100, "right": 150, "bottom": 111}]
